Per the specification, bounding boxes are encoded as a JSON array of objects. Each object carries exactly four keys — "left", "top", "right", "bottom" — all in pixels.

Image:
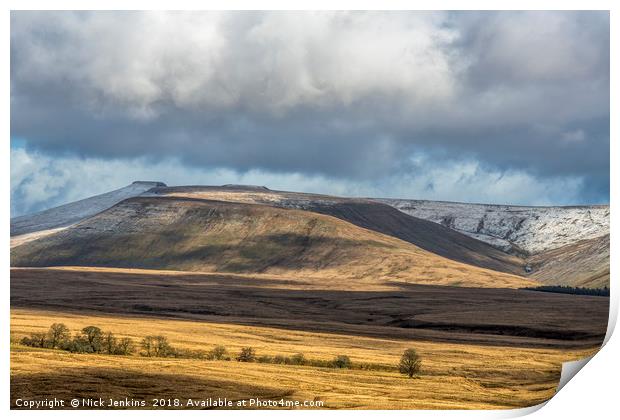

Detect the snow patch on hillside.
[
  {"left": 377, "top": 199, "right": 609, "bottom": 255},
  {"left": 11, "top": 181, "right": 166, "bottom": 236}
]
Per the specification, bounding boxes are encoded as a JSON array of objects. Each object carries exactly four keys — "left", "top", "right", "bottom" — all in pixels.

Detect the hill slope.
[
  {"left": 378, "top": 198, "right": 609, "bottom": 255},
  {"left": 10, "top": 196, "right": 535, "bottom": 289},
  {"left": 526, "top": 235, "right": 610, "bottom": 289},
  {"left": 11, "top": 181, "right": 166, "bottom": 237},
  {"left": 11, "top": 183, "right": 608, "bottom": 288},
  {"left": 146, "top": 186, "right": 526, "bottom": 276}
]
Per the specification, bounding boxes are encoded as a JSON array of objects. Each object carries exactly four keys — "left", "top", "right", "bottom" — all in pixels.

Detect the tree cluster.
[
  {"left": 20, "top": 324, "right": 423, "bottom": 378},
  {"left": 21, "top": 324, "right": 135, "bottom": 355},
  {"left": 523, "top": 285, "right": 609, "bottom": 296}
]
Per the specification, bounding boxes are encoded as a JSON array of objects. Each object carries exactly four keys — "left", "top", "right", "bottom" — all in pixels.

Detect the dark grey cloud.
[{"left": 10, "top": 11, "right": 610, "bottom": 210}]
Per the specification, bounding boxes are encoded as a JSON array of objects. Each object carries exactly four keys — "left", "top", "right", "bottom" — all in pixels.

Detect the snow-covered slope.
[
  {"left": 11, "top": 181, "right": 166, "bottom": 237},
  {"left": 377, "top": 199, "right": 609, "bottom": 255}
]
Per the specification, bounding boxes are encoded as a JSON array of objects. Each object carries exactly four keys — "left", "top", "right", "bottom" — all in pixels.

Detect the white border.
[{"left": 2, "top": 2, "right": 616, "bottom": 420}]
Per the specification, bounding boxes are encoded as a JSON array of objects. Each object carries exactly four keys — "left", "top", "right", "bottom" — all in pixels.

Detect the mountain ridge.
[
  {"left": 11, "top": 182, "right": 609, "bottom": 288},
  {"left": 10, "top": 195, "right": 537, "bottom": 289}
]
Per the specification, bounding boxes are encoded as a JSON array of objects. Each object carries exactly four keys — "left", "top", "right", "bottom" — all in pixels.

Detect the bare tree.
[
  {"left": 141, "top": 336, "right": 155, "bottom": 357},
  {"left": 115, "top": 338, "right": 135, "bottom": 355},
  {"left": 153, "top": 336, "right": 173, "bottom": 357},
  {"left": 142, "top": 335, "right": 173, "bottom": 357},
  {"left": 103, "top": 331, "right": 117, "bottom": 354},
  {"left": 398, "top": 348, "right": 422, "bottom": 378}
]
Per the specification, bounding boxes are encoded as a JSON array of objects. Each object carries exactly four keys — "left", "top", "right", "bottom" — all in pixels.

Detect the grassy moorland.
[
  {"left": 11, "top": 308, "right": 600, "bottom": 410},
  {"left": 11, "top": 268, "right": 608, "bottom": 348},
  {"left": 9, "top": 257, "right": 609, "bottom": 411}
]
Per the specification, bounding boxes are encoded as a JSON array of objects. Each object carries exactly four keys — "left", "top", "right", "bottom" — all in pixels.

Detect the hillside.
[
  {"left": 378, "top": 198, "right": 609, "bottom": 255},
  {"left": 527, "top": 235, "right": 610, "bottom": 289},
  {"left": 146, "top": 186, "right": 526, "bottom": 276},
  {"left": 10, "top": 182, "right": 609, "bottom": 288},
  {"left": 11, "top": 181, "right": 166, "bottom": 238},
  {"left": 10, "top": 196, "right": 535, "bottom": 289}
]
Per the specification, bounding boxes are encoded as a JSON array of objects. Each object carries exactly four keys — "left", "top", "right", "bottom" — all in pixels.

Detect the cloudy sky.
[{"left": 10, "top": 11, "right": 609, "bottom": 217}]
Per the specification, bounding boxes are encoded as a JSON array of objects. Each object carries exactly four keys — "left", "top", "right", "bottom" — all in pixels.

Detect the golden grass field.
[{"left": 11, "top": 308, "right": 600, "bottom": 410}]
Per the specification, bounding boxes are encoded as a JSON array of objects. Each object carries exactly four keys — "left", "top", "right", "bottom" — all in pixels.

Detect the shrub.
[
  {"left": 398, "top": 348, "right": 422, "bottom": 378},
  {"left": 174, "top": 348, "right": 206, "bottom": 359},
  {"left": 332, "top": 355, "right": 352, "bottom": 369},
  {"left": 290, "top": 353, "right": 306, "bottom": 365},
  {"left": 236, "top": 347, "right": 256, "bottom": 362},
  {"left": 62, "top": 336, "right": 93, "bottom": 353},
  {"left": 257, "top": 355, "right": 273, "bottom": 363},
  {"left": 20, "top": 332, "right": 48, "bottom": 348},
  {"left": 208, "top": 345, "right": 228, "bottom": 360}
]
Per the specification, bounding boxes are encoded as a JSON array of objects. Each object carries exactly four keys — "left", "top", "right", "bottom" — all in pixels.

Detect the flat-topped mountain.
[{"left": 145, "top": 185, "right": 525, "bottom": 276}]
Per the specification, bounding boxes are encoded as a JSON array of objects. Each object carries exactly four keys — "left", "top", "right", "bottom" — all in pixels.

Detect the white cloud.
[
  {"left": 11, "top": 148, "right": 586, "bottom": 217},
  {"left": 11, "top": 11, "right": 460, "bottom": 118}
]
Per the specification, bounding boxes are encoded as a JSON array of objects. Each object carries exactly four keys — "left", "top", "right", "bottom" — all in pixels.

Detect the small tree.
[
  {"left": 62, "top": 333, "right": 92, "bottom": 353},
  {"left": 47, "top": 323, "right": 71, "bottom": 349},
  {"left": 115, "top": 337, "right": 135, "bottom": 355},
  {"left": 102, "top": 331, "right": 117, "bottom": 354},
  {"left": 209, "top": 345, "right": 227, "bottom": 360},
  {"left": 398, "top": 348, "right": 422, "bottom": 378},
  {"left": 81, "top": 326, "right": 103, "bottom": 353},
  {"left": 141, "top": 336, "right": 155, "bottom": 357},
  {"left": 141, "top": 335, "right": 173, "bottom": 357},
  {"left": 236, "top": 347, "right": 256, "bottom": 362},
  {"left": 33, "top": 332, "right": 49, "bottom": 348},
  {"left": 290, "top": 353, "right": 306, "bottom": 365},
  {"left": 154, "top": 336, "right": 173, "bottom": 357},
  {"left": 332, "top": 355, "right": 352, "bottom": 369}
]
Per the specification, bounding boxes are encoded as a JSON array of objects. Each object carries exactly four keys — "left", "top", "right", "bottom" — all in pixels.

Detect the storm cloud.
[{"left": 10, "top": 11, "right": 610, "bottom": 215}]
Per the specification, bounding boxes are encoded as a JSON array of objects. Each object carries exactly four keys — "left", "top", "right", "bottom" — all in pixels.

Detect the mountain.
[
  {"left": 10, "top": 182, "right": 609, "bottom": 288},
  {"left": 11, "top": 181, "right": 166, "bottom": 239},
  {"left": 144, "top": 185, "right": 525, "bottom": 276},
  {"left": 376, "top": 198, "right": 610, "bottom": 289},
  {"left": 10, "top": 196, "right": 536, "bottom": 289},
  {"left": 378, "top": 198, "right": 609, "bottom": 255}
]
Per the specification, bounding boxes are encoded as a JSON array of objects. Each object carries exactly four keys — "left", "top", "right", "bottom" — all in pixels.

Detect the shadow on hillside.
[
  {"left": 11, "top": 367, "right": 294, "bottom": 409},
  {"left": 11, "top": 231, "right": 394, "bottom": 273}
]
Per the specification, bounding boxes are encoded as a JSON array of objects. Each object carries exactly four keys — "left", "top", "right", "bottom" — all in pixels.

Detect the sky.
[{"left": 10, "top": 11, "right": 610, "bottom": 217}]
